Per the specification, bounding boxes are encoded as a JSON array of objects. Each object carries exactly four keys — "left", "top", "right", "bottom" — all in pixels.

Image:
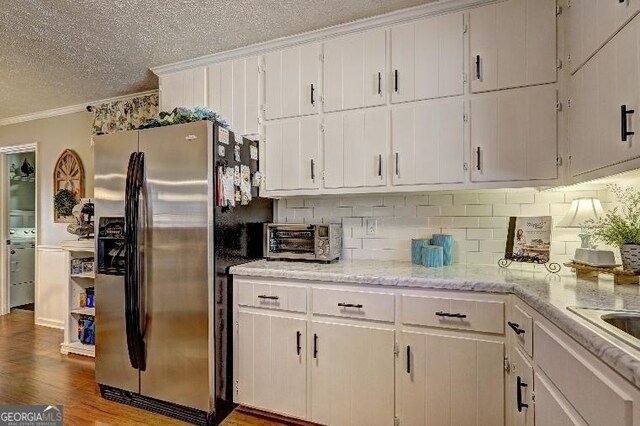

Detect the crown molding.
[
  {"left": 151, "top": 0, "right": 495, "bottom": 76},
  {"left": 0, "top": 89, "right": 158, "bottom": 127}
]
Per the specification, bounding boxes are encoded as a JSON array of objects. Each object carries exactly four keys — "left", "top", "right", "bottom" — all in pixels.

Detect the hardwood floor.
[{"left": 0, "top": 310, "right": 288, "bottom": 425}]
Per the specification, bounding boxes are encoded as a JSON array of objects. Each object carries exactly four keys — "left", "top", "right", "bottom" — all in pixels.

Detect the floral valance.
[{"left": 90, "top": 93, "right": 158, "bottom": 135}]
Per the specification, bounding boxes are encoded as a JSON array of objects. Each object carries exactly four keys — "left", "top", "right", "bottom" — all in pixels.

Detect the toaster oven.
[{"left": 264, "top": 223, "right": 342, "bottom": 262}]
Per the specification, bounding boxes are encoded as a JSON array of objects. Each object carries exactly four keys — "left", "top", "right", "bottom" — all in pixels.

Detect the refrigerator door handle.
[{"left": 124, "top": 151, "right": 146, "bottom": 371}]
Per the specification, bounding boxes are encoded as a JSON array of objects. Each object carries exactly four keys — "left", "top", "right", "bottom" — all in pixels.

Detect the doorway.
[{"left": 0, "top": 144, "right": 38, "bottom": 316}]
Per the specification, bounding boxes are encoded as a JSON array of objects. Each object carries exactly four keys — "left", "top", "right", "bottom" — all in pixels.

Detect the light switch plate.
[{"left": 366, "top": 219, "right": 377, "bottom": 236}]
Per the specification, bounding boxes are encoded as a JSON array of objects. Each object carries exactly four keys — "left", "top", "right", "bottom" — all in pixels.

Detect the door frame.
[{"left": 0, "top": 143, "right": 38, "bottom": 316}]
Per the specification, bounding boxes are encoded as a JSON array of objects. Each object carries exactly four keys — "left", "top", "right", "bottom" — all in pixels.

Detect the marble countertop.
[{"left": 231, "top": 259, "right": 640, "bottom": 388}]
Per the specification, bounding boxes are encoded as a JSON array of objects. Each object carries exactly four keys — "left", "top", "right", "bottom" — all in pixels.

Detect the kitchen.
[{"left": 2, "top": 0, "right": 640, "bottom": 425}]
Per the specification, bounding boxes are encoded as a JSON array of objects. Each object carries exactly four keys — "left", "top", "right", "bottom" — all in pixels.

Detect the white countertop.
[{"left": 231, "top": 259, "right": 640, "bottom": 388}]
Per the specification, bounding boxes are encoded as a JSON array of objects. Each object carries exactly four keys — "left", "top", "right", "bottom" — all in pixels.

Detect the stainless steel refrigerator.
[{"left": 93, "top": 121, "right": 272, "bottom": 425}]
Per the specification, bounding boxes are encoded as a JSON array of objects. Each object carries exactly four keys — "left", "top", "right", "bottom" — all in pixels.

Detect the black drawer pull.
[
  {"left": 311, "top": 159, "right": 316, "bottom": 180},
  {"left": 338, "top": 302, "right": 363, "bottom": 309},
  {"left": 508, "top": 321, "right": 525, "bottom": 335},
  {"left": 296, "top": 331, "right": 302, "bottom": 356},
  {"left": 406, "top": 345, "right": 411, "bottom": 374},
  {"left": 475, "top": 55, "right": 481, "bottom": 80},
  {"left": 378, "top": 154, "right": 382, "bottom": 177},
  {"left": 311, "top": 83, "right": 315, "bottom": 106},
  {"left": 313, "top": 333, "right": 318, "bottom": 359},
  {"left": 435, "top": 311, "right": 467, "bottom": 319},
  {"left": 476, "top": 146, "right": 481, "bottom": 171},
  {"left": 394, "top": 69, "right": 399, "bottom": 93},
  {"left": 257, "top": 295, "right": 279, "bottom": 300},
  {"left": 517, "top": 376, "right": 529, "bottom": 412},
  {"left": 378, "top": 72, "right": 382, "bottom": 95},
  {"left": 622, "top": 104, "right": 635, "bottom": 141}
]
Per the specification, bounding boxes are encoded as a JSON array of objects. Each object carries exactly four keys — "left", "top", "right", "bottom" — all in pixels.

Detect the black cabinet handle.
[
  {"left": 378, "top": 154, "right": 382, "bottom": 177},
  {"left": 406, "top": 345, "right": 411, "bottom": 374},
  {"left": 517, "top": 376, "right": 529, "bottom": 412},
  {"left": 475, "top": 55, "right": 481, "bottom": 80},
  {"left": 508, "top": 321, "right": 526, "bottom": 335},
  {"left": 311, "top": 84, "right": 315, "bottom": 106},
  {"left": 476, "top": 147, "right": 481, "bottom": 171},
  {"left": 435, "top": 311, "right": 467, "bottom": 319},
  {"left": 257, "top": 294, "right": 279, "bottom": 300},
  {"left": 338, "top": 302, "right": 363, "bottom": 308},
  {"left": 296, "top": 331, "right": 302, "bottom": 356},
  {"left": 395, "top": 152, "right": 399, "bottom": 176},
  {"left": 311, "top": 159, "right": 315, "bottom": 180},
  {"left": 378, "top": 72, "right": 382, "bottom": 95},
  {"left": 394, "top": 69, "right": 399, "bottom": 93},
  {"left": 622, "top": 105, "right": 635, "bottom": 141},
  {"left": 313, "top": 333, "right": 318, "bottom": 359}
]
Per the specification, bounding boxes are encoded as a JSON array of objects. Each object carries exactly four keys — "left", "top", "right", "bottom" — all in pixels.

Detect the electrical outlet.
[{"left": 366, "top": 219, "right": 377, "bottom": 236}]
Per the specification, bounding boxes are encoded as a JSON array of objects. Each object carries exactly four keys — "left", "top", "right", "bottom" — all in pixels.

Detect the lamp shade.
[{"left": 557, "top": 197, "right": 605, "bottom": 228}]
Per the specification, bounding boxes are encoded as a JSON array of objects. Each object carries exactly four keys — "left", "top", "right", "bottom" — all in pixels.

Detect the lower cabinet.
[
  {"left": 534, "top": 371, "right": 587, "bottom": 426},
  {"left": 237, "top": 311, "right": 307, "bottom": 419},
  {"left": 399, "top": 331, "right": 505, "bottom": 426},
  {"left": 509, "top": 346, "right": 534, "bottom": 426},
  {"left": 311, "top": 321, "right": 395, "bottom": 426}
]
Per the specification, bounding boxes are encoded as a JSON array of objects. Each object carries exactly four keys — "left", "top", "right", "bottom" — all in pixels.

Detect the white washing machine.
[{"left": 9, "top": 228, "right": 36, "bottom": 308}]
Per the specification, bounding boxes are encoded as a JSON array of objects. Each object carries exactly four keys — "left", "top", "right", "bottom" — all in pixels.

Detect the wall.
[
  {"left": 275, "top": 187, "right": 618, "bottom": 266},
  {"left": 0, "top": 112, "right": 94, "bottom": 245}
]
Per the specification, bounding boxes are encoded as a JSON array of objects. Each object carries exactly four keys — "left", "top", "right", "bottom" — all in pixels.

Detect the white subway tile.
[
  {"left": 506, "top": 191, "right": 535, "bottom": 204},
  {"left": 493, "top": 228, "right": 508, "bottom": 240},
  {"left": 453, "top": 193, "right": 479, "bottom": 205},
  {"left": 522, "top": 204, "right": 550, "bottom": 216},
  {"left": 493, "top": 204, "right": 521, "bottom": 216},
  {"left": 286, "top": 198, "right": 305, "bottom": 208},
  {"left": 362, "top": 239, "right": 407, "bottom": 250},
  {"left": 467, "top": 229, "right": 493, "bottom": 240},
  {"left": 342, "top": 217, "right": 363, "bottom": 228},
  {"left": 343, "top": 238, "right": 363, "bottom": 249},
  {"left": 535, "top": 191, "right": 565, "bottom": 204},
  {"left": 480, "top": 240, "right": 507, "bottom": 253},
  {"left": 453, "top": 217, "right": 480, "bottom": 228},
  {"left": 352, "top": 206, "right": 373, "bottom": 217},
  {"left": 549, "top": 203, "right": 570, "bottom": 216},
  {"left": 383, "top": 195, "right": 406, "bottom": 207},
  {"left": 395, "top": 206, "right": 418, "bottom": 218},
  {"left": 440, "top": 228, "right": 468, "bottom": 240},
  {"left": 429, "top": 194, "right": 453, "bottom": 206},
  {"left": 480, "top": 217, "right": 507, "bottom": 228},
  {"left": 466, "top": 205, "right": 492, "bottom": 216},
  {"left": 305, "top": 197, "right": 338, "bottom": 208},
  {"left": 429, "top": 216, "right": 454, "bottom": 227},
  {"left": 477, "top": 192, "right": 506, "bottom": 204},
  {"left": 406, "top": 194, "right": 430, "bottom": 206},
  {"left": 417, "top": 205, "right": 442, "bottom": 217},
  {"left": 466, "top": 252, "right": 494, "bottom": 265},
  {"left": 373, "top": 206, "right": 395, "bottom": 217},
  {"left": 346, "top": 196, "right": 384, "bottom": 207},
  {"left": 550, "top": 241, "right": 566, "bottom": 255},
  {"left": 441, "top": 205, "right": 467, "bottom": 216},
  {"left": 564, "top": 190, "right": 598, "bottom": 202},
  {"left": 457, "top": 239, "right": 480, "bottom": 252}
]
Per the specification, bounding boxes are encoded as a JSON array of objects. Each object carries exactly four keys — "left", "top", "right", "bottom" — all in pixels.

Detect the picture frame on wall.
[{"left": 53, "top": 149, "right": 85, "bottom": 223}]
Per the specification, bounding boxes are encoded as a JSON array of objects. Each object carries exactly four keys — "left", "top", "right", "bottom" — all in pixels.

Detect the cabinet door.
[
  {"left": 534, "top": 372, "right": 588, "bottom": 426},
  {"left": 470, "top": 0, "right": 556, "bottom": 93},
  {"left": 392, "top": 12, "right": 463, "bottom": 103},
  {"left": 323, "top": 109, "right": 388, "bottom": 189},
  {"left": 391, "top": 97, "right": 464, "bottom": 186},
  {"left": 159, "top": 67, "right": 206, "bottom": 111},
  {"left": 324, "top": 29, "right": 386, "bottom": 113},
  {"left": 399, "top": 331, "right": 504, "bottom": 426},
  {"left": 264, "top": 118, "right": 320, "bottom": 191},
  {"left": 207, "top": 62, "right": 233, "bottom": 126},
  {"left": 237, "top": 312, "right": 307, "bottom": 419},
  {"left": 311, "top": 322, "right": 394, "bottom": 426},
  {"left": 509, "top": 347, "right": 534, "bottom": 426},
  {"left": 470, "top": 85, "right": 558, "bottom": 182}
]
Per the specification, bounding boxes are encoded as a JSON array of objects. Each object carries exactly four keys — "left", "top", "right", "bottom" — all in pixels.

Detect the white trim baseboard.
[
  {"left": 151, "top": 0, "right": 496, "bottom": 75},
  {"left": 35, "top": 317, "right": 65, "bottom": 330},
  {"left": 0, "top": 89, "right": 158, "bottom": 127}
]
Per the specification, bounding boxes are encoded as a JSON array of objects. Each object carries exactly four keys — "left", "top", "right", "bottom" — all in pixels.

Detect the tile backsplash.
[{"left": 275, "top": 188, "right": 617, "bottom": 266}]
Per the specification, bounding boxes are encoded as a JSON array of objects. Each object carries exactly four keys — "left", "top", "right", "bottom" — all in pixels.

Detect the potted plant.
[{"left": 587, "top": 184, "right": 640, "bottom": 273}]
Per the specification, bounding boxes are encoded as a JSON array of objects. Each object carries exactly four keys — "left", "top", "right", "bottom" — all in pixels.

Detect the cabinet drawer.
[
  {"left": 402, "top": 295, "right": 504, "bottom": 334},
  {"left": 534, "top": 323, "right": 634, "bottom": 426},
  {"left": 509, "top": 300, "right": 533, "bottom": 357},
  {"left": 238, "top": 281, "right": 307, "bottom": 313},
  {"left": 312, "top": 288, "right": 395, "bottom": 322}
]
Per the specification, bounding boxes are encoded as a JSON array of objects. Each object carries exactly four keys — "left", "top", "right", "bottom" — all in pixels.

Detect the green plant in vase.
[{"left": 587, "top": 184, "right": 640, "bottom": 272}]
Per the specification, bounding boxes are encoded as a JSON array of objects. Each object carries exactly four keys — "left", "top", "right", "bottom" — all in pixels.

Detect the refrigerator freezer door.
[
  {"left": 139, "top": 121, "right": 212, "bottom": 411},
  {"left": 94, "top": 130, "right": 139, "bottom": 393}
]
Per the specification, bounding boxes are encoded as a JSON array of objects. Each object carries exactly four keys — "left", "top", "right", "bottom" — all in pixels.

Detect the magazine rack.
[{"left": 498, "top": 256, "right": 561, "bottom": 274}]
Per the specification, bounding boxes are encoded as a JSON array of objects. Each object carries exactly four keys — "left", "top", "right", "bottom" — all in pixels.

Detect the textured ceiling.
[{"left": 0, "top": 0, "right": 438, "bottom": 120}]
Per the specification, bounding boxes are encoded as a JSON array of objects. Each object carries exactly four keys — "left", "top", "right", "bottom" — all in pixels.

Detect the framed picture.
[
  {"left": 53, "top": 149, "right": 85, "bottom": 223},
  {"left": 504, "top": 216, "right": 552, "bottom": 264}
]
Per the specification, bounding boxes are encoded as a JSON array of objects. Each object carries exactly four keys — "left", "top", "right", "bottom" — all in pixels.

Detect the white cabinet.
[
  {"left": 469, "top": 0, "right": 557, "bottom": 93},
  {"left": 264, "top": 43, "right": 320, "bottom": 120},
  {"left": 391, "top": 97, "right": 464, "bottom": 186},
  {"left": 207, "top": 56, "right": 260, "bottom": 135},
  {"left": 470, "top": 84, "right": 558, "bottom": 182},
  {"left": 534, "top": 371, "right": 587, "bottom": 426},
  {"left": 391, "top": 12, "right": 464, "bottom": 103},
  {"left": 323, "top": 29, "right": 386, "bottom": 112},
  {"left": 509, "top": 346, "right": 534, "bottom": 426},
  {"left": 311, "top": 321, "right": 395, "bottom": 426},
  {"left": 264, "top": 117, "right": 320, "bottom": 191},
  {"left": 158, "top": 67, "right": 207, "bottom": 111},
  {"left": 567, "top": 0, "right": 640, "bottom": 74},
  {"left": 399, "top": 331, "right": 504, "bottom": 426},
  {"left": 237, "top": 312, "right": 307, "bottom": 419},
  {"left": 323, "top": 109, "right": 388, "bottom": 189},
  {"left": 569, "top": 13, "right": 640, "bottom": 178}
]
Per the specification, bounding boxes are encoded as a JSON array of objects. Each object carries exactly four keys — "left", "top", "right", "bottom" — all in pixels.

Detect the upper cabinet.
[
  {"left": 208, "top": 56, "right": 261, "bottom": 136},
  {"left": 391, "top": 12, "right": 464, "bottom": 104},
  {"left": 323, "top": 29, "right": 386, "bottom": 113},
  {"left": 568, "top": 0, "right": 640, "bottom": 74},
  {"left": 470, "top": 84, "right": 558, "bottom": 183},
  {"left": 469, "top": 0, "right": 557, "bottom": 93},
  {"left": 158, "top": 67, "right": 207, "bottom": 111},
  {"left": 264, "top": 43, "right": 321, "bottom": 120}
]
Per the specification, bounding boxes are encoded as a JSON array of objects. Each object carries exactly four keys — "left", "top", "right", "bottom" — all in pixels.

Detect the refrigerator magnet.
[
  {"left": 218, "top": 145, "right": 226, "bottom": 157},
  {"left": 250, "top": 145, "right": 258, "bottom": 160},
  {"left": 234, "top": 133, "right": 243, "bottom": 144},
  {"left": 234, "top": 144, "right": 241, "bottom": 162},
  {"left": 218, "top": 127, "right": 230, "bottom": 144}
]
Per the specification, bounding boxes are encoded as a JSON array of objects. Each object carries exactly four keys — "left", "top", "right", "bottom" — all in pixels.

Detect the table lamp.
[{"left": 557, "top": 197, "right": 615, "bottom": 266}]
